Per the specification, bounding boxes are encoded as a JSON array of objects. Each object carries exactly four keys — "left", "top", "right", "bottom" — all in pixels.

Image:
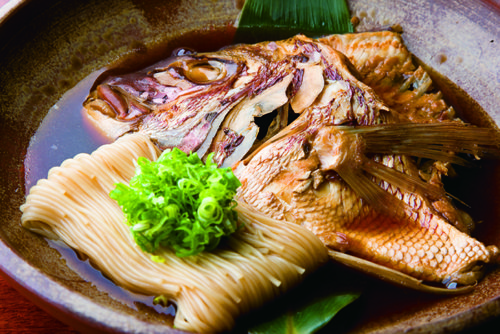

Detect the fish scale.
[
  {"left": 247, "top": 156, "right": 495, "bottom": 284},
  {"left": 233, "top": 35, "right": 500, "bottom": 287}
]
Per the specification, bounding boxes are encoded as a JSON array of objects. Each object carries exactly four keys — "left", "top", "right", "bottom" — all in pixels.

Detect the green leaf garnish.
[
  {"left": 249, "top": 291, "right": 360, "bottom": 334},
  {"left": 110, "top": 148, "right": 241, "bottom": 257},
  {"left": 235, "top": 0, "right": 354, "bottom": 43}
]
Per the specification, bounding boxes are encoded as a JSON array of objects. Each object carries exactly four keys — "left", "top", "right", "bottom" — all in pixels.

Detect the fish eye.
[
  {"left": 172, "top": 47, "right": 197, "bottom": 57},
  {"left": 184, "top": 60, "right": 227, "bottom": 84}
]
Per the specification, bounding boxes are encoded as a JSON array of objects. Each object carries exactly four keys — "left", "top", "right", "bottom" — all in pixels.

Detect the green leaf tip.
[
  {"left": 236, "top": 0, "right": 354, "bottom": 43},
  {"left": 249, "top": 290, "right": 361, "bottom": 334},
  {"left": 110, "top": 148, "right": 242, "bottom": 258}
]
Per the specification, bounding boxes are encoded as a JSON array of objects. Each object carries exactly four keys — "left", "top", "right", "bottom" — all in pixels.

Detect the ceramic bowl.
[{"left": 1, "top": 0, "right": 499, "bottom": 332}]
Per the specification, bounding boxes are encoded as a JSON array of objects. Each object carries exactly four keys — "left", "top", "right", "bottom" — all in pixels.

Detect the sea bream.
[{"left": 84, "top": 32, "right": 500, "bottom": 289}]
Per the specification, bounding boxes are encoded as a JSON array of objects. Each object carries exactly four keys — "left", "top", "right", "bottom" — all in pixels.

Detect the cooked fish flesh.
[
  {"left": 232, "top": 34, "right": 500, "bottom": 287},
  {"left": 84, "top": 32, "right": 500, "bottom": 288}
]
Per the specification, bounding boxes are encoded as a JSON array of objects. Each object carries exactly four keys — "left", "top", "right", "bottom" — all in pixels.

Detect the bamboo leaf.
[
  {"left": 248, "top": 290, "right": 360, "bottom": 334},
  {"left": 235, "top": 0, "right": 354, "bottom": 43}
]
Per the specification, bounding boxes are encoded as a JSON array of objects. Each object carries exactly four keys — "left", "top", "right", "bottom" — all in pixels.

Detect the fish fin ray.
[
  {"left": 361, "top": 159, "right": 445, "bottom": 201},
  {"left": 336, "top": 164, "right": 408, "bottom": 219},
  {"left": 339, "top": 123, "right": 500, "bottom": 165}
]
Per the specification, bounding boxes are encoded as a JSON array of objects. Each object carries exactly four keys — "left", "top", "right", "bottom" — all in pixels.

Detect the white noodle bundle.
[{"left": 21, "top": 134, "right": 328, "bottom": 333}]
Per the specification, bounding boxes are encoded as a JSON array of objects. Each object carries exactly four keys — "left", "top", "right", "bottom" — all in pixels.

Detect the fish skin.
[
  {"left": 234, "top": 128, "right": 498, "bottom": 284},
  {"left": 85, "top": 32, "right": 500, "bottom": 286},
  {"left": 319, "top": 31, "right": 457, "bottom": 122},
  {"left": 232, "top": 34, "right": 499, "bottom": 286}
]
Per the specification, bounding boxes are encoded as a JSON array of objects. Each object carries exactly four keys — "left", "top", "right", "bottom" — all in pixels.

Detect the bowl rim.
[{"left": 1, "top": 0, "right": 500, "bottom": 333}]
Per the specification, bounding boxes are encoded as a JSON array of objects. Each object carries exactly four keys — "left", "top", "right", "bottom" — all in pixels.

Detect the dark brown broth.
[
  {"left": 24, "top": 69, "right": 111, "bottom": 192},
  {"left": 23, "top": 67, "right": 179, "bottom": 320},
  {"left": 23, "top": 29, "right": 500, "bottom": 332},
  {"left": 22, "top": 27, "right": 246, "bottom": 327}
]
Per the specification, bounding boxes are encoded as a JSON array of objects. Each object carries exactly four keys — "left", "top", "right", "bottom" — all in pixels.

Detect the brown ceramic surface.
[{"left": 0, "top": 0, "right": 499, "bottom": 333}]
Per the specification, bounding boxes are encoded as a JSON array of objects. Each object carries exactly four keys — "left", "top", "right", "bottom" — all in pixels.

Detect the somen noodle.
[{"left": 21, "top": 133, "right": 328, "bottom": 333}]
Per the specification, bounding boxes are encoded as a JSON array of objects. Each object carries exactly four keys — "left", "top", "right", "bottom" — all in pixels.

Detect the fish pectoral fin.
[
  {"left": 343, "top": 122, "right": 500, "bottom": 165},
  {"left": 313, "top": 125, "right": 449, "bottom": 218},
  {"left": 313, "top": 126, "right": 411, "bottom": 218},
  {"left": 361, "top": 159, "right": 445, "bottom": 201},
  {"left": 335, "top": 162, "right": 409, "bottom": 219}
]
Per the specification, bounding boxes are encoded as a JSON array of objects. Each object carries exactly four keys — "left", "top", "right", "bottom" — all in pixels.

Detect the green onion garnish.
[{"left": 110, "top": 148, "right": 241, "bottom": 258}]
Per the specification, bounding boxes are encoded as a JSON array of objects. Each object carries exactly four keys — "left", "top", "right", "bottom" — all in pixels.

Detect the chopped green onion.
[
  {"left": 110, "top": 148, "right": 241, "bottom": 257},
  {"left": 153, "top": 295, "right": 169, "bottom": 306}
]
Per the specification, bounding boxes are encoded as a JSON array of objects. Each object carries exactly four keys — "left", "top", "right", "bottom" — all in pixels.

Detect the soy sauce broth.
[
  {"left": 22, "top": 27, "right": 240, "bottom": 327},
  {"left": 22, "top": 27, "right": 500, "bottom": 333}
]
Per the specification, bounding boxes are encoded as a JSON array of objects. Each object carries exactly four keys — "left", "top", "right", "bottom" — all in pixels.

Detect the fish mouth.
[
  {"left": 91, "top": 84, "right": 151, "bottom": 121},
  {"left": 83, "top": 81, "right": 155, "bottom": 140}
]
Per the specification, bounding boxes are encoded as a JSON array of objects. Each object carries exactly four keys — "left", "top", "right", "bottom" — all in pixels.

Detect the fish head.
[
  {"left": 84, "top": 35, "right": 392, "bottom": 166},
  {"left": 83, "top": 38, "right": 316, "bottom": 162},
  {"left": 84, "top": 39, "right": 313, "bottom": 159},
  {"left": 84, "top": 50, "right": 243, "bottom": 141}
]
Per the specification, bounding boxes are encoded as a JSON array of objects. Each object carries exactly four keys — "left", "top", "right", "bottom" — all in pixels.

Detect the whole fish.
[{"left": 84, "top": 32, "right": 500, "bottom": 290}]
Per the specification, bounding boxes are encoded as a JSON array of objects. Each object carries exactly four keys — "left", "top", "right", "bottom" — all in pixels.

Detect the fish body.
[
  {"left": 84, "top": 32, "right": 500, "bottom": 288},
  {"left": 232, "top": 106, "right": 496, "bottom": 286}
]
